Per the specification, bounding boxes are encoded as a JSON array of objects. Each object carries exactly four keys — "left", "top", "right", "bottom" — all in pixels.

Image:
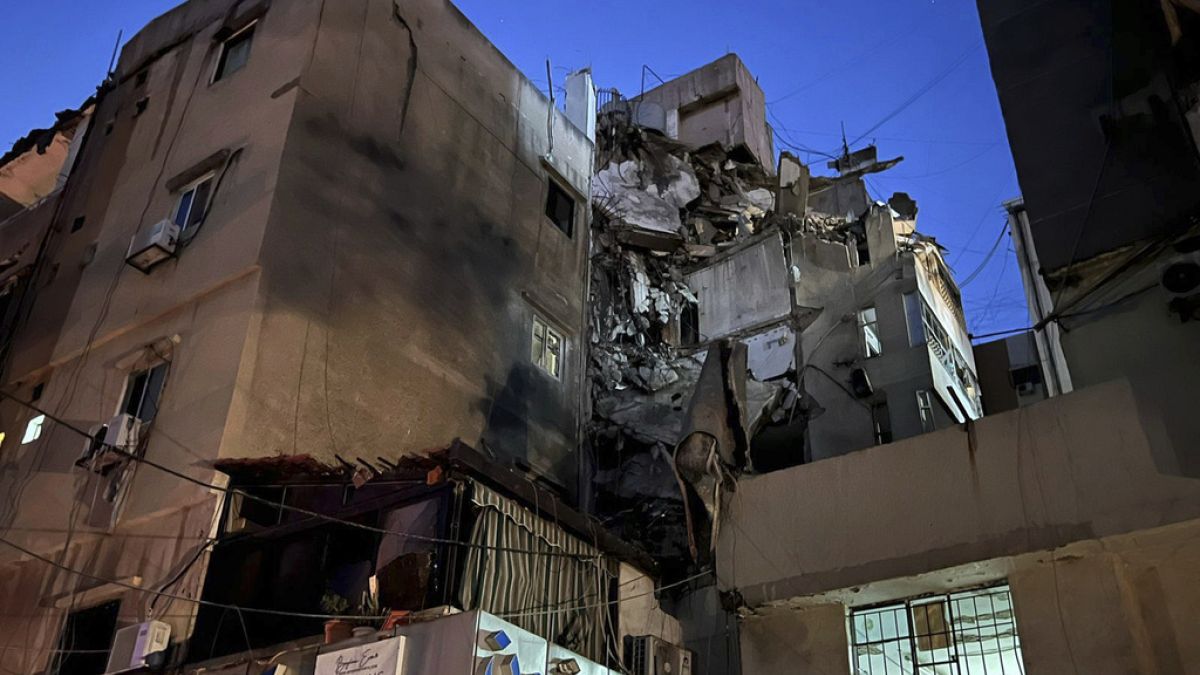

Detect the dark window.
[
  {"left": 1010, "top": 364, "right": 1043, "bottom": 388},
  {"left": 71, "top": 216, "right": 86, "bottom": 233},
  {"left": 133, "top": 97, "right": 149, "bottom": 117},
  {"left": 214, "top": 24, "right": 255, "bottom": 82},
  {"left": 121, "top": 363, "right": 168, "bottom": 423},
  {"left": 871, "top": 401, "right": 892, "bottom": 445},
  {"left": 135, "top": 69, "right": 149, "bottom": 87},
  {"left": 31, "top": 382, "right": 44, "bottom": 402},
  {"left": 51, "top": 600, "right": 120, "bottom": 675},
  {"left": 545, "top": 180, "right": 575, "bottom": 236}
]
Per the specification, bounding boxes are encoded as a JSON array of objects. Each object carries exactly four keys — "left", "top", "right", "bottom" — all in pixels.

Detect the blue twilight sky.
[{"left": 0, "top": 1, "right": 1027, "bottom": 340}]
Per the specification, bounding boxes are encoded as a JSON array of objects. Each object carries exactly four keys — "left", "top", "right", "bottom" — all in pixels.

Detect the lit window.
[
  {"left": 173, "top": 174, "right": 214, "bottom": 233},
  {"left": 122, "top": 363, "right": 169, "bottom": 423},
  {"left": 545, "top": 180, "right": 575, "bottom": 237},
  {"left": 214, "top": 23, "right": 255, "bottom": 82},
  {"left": 858, "top": 306, "right": 882, "bottom": 358},
  {"left": 850, "top": 583, "right": 1026, "bottom": 675},
  {"left": 21, "top": 415, "right": 45, "bottom": 444},
  {"left": 0, "top": 432, "right": 6, "bottom": 448},
  {"left": 916, "top": 390, "right": 935, "bottom": 433},
  {"left": 531, "top": 316, "right": 563, "bottom": 379}
]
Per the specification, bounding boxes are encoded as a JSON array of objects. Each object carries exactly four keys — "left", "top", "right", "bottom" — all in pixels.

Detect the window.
[
  {"left": 850, "top": 583, "right": 1026, "bottom": 675},
  {"left": 71, "top": 216, "right": 86, "bottom": 233},
  {"left": 871, "top": 402, "right": 892, "bottom": 445},
  {"left": 859, "top": 306, "right": 882, "bottom": 358},
  {"left": 917, "top": 390, "right": 935, "bottom": 433},
  {"left": 122, "top": 363, "right": 169, "bottom": 423},
  {"left": 531, "top": 316, "right": 563, "bottom": 378},
  {"left": 903, "top": 292, "right": 925, "bottom": 347},
  {"left": 545, "top": 180, "right": 576, "bottom": 236},
  {"left": 31, "top": 382, "right": 44, "bottom": 401},
  {"left": 172, "top": 174, "right": 214, "bottom": 233},
  {"left": 21, "top": 414, "right": 45, "bottom": 444},
  {"left": 214, "top": 22, "right": 255, "bottom": 82},
  {"left": 51, "top": 600, "right": 120, "bottom": 675}
]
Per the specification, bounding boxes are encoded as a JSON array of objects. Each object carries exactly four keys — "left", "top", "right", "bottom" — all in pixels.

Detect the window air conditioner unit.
[
  {"left": 625, "top": 636, "right": 693, "bottom": 675},
  {"left": 104, "top": 620, "right": 170, "bottom": 674},
  {"left": 126, "top": 219, "right": 180, "bottom": 274}
]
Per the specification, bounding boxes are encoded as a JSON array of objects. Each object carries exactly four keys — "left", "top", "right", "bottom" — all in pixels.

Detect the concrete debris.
[{"left": 587, "top": 100, "right": 920, "bottom": 572}]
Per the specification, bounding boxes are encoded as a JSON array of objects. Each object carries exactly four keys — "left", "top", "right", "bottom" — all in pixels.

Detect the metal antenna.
[{"left": 106, "top": 29, "right": 124, "bottom": 79}]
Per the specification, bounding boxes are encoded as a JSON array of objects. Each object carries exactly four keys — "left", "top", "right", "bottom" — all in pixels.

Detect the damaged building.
[
  {"left": 0, "top": 0, "right": 682, "bottom": 673},
  {"left": 586, "top": 56, "right": 982, "bottom": 580}
]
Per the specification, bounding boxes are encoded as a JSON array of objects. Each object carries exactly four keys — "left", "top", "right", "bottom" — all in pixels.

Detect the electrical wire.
[
  {"left": 0, "top": 534, "right": 710, "bottom": 627},
  {"left": 958, "top": 222, "right": 1007, "bottom": 288},
  {"left": 0, "top": 389, "right": 618, "bottom": 562},
  {"left": 840, "top": 42, "right": 981, "bottom": 152}
]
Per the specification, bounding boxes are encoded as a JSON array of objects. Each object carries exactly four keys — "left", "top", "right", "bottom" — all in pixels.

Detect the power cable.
[
  {"left": 958, "top": 223, "right": 1007, "bottom": 288},
  {"left": 839, "top": 42, "right": 981, "bottom": 153},
  {"left": 0, "top": 389, "right": 617, "bottom": 562},
  {"left": 0, "top": 534, "right": 709, "bottom": 627}
]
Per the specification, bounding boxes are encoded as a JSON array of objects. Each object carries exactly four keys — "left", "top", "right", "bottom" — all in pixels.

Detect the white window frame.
[
  {"left": 119, "top": 362, "right": 170, "bottom": 423},
  {"left": 172, "top": 172, "right": 215, "bottom": 234},
  {"left": 916, "top": 390, "right": 935, "bottom": 433},
  {"left": 858, "top": 306, "right": 882, "bottom": 358},
  {"left": 212, "top": 21, "right": 257, "bottom": 83},
  {"left": 531, "top": 315, "right": 564, "bottom": 379}
]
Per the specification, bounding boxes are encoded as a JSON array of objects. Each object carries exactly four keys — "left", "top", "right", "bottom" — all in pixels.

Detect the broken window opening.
[
  {"left": 21, "top": 414, "right": 45, "bottom": 445},
  {"left": 871, "top": 401, "right": 892, "bottom": 445},
  {"left": 545, "top": 179, "right": 576, "bottom": 237},
  {"left": 121, "top": 362, "right": 169, "bottom": 424},
  {"left": 859, "top": 306, "right": 882, "bottom": 358},
  {"left": 213, "top": 22, "right": 255, "bottom": 82},
  {"left": 916, "top": 390, "right": 935, "bottom": 433},
  {"left": 849, "top": 583, "right": 1026, "bottom": 675},
  {"left": 856, "top": 234, "right": 871, "bottom": 266},
  {"left": 194, "top": 484, "right": 451, "bottom": 661},
  {"left": 51, "top": 599, "right": 120, "bottom": 675},
  {"left": 172, "top": 174, "right": 214, "bottom": 234},
  {"left": 532, "top": 315, "right": 563, "bottom": 379}
]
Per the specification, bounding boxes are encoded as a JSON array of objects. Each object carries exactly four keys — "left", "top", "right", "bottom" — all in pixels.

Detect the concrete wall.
[
  {"left": 685, "top": 233, "right": 791, "bottom": 340},
  {"left": 789, "top": 209, "right": 964, "bottom": 463},
  {"left": 229, "top": 0, "right": 593, "bottom": 489},
  {"left": 0, "top": 0, "right": 594, "bottom": 670},
  {"left": 736, "top": 518, "right": 1200, "bottom": 675},
  {"left": 636, "top": 54, "right": 774, "bottom": 171},
  {"left": 718, "top": 379, "right": 1200, "bottom": 607},
  {"left": 1053, "top": 256, "right": 1200, "bottom": 477}
]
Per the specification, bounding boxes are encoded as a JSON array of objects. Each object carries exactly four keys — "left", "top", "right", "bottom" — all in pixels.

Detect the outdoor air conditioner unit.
[
  {"left": 625, "top": 636, "right": 693, "bottom": 675},
  {"left": 104, "top": 620, "right": 170, "bottom": 674},
  {"left": 126, "top": 219, "right": 180, "bottom": 274}
]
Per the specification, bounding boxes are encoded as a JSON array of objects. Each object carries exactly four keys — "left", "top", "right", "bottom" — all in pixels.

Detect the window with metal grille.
[{"left": 849, "top": 583, "right": 1026, "bottom": 675}]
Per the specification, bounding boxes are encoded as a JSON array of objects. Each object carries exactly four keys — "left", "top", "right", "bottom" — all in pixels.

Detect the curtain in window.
[{"left": 459, "top": 483, "right": 617, "bottom": 663}]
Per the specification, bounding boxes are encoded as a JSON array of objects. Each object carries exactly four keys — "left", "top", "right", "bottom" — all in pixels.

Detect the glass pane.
[
  {"left": 864, "top": 324, "right": 882, "bottom": 357},
  {"left": 186, "top": 177, "right": 213, "bottom": 230},
  {"left": 173, "top": 188, "right": 195, "bottom": 226},
  {"left": 217, "top": 28, "right": 254, "bottom": 80}
]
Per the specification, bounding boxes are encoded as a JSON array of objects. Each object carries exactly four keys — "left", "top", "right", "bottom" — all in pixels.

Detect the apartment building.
[
  {"left": 695, "top": 4, "right": 1200, "bottom": 674},
  {"left": 0, "top": 0, "right": 629, "bottom": 671}
]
